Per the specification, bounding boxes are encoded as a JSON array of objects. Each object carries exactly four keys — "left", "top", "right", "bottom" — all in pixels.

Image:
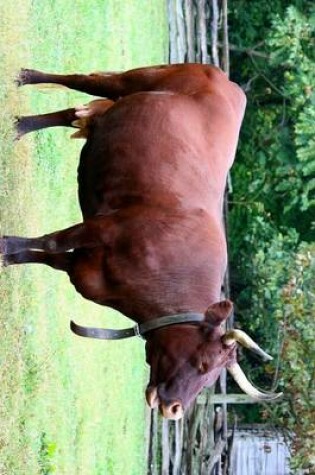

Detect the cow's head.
[{"left": 145, "top": 300, "right": 281, "bottom": 419}]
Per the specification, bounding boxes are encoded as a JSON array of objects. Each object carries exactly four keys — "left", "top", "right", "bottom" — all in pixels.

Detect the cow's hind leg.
[
  {"left": 17, "top": 68, "right": 124, "bottom": 99},
  {"left": 16, "top": 100, "right": 114, "bottom": 139},
  {"left": 3, "top": 250, "right": 72, "bottom": 272},
  {"left": 16, "top": 65, "right": 186, "bottom": 99},
  {"left": 16, "top": 108, "right": 77, "bottom": 139}
]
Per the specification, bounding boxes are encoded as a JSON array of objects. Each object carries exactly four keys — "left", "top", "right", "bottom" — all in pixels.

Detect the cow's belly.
[{"left": 77, "top": 92, "right": 226, "bottom": 218}]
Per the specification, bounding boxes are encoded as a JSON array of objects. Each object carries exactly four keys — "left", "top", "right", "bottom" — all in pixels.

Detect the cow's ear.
[{"left": 205, "top": 299, "right": 233, "bottom": 326}]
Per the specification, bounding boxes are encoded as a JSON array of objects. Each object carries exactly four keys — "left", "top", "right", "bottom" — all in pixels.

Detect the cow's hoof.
[
  {"left": 14, "top": 117, "right": 28, "bottom": 140},
  {"left": 16, "top": 69, "right": 30, "bottom": 86},
  {"left": 0, "top": 237, "right": 7, "bottom": 255},
  {"left": 1, "top": 253, "right": 12, "bottom": 267},
  {"left": 16, "top": 68, "right": 41, "bottom": 86},
  {"left": 14, "top": 117, "right": 35, "bottom": 140},
  {"left": 0, "top": 236, "right": 18, "bottom": 255}
]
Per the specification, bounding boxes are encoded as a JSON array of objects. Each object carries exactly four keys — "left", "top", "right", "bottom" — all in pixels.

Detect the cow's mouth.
[{"left": 146, "top": 386, "right": 159, "bottom": 409}]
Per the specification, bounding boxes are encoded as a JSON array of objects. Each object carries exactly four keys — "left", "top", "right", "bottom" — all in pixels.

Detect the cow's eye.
[{"left": 198, "top": 361, "right": 209, "bottom": 374}]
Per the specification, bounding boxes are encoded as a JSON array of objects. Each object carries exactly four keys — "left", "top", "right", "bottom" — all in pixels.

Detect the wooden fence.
[
  {"left": 146, "top": 2, "right": 283, "bottom": 474},
  {"left": 147, "top": 2, "right": 232, "bottom": 474}
]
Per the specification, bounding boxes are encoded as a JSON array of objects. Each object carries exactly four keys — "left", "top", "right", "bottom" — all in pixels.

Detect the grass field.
[{"left": 0, "top": 2, "right": 168, "bottom": 474}]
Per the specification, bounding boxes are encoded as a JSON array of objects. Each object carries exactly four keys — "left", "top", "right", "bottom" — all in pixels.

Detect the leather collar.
[{"left": 70, "top": 312, "right": 205, "bottom": 341}]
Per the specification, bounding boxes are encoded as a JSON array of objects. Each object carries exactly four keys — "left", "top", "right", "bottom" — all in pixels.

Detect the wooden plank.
[
  {"left": 211, "top": 0, "right": 220, "bottom": 67},
  {"left": 162, "top": 419, "right": 170, "bottom": 475},
  {"left": 221, "top": 0, "right": 230, "bottom": 75},
  {"left": 195, "top": 0, "right": 209, "bottom": 63},
  {"left": 201, "top": 387, "right": 215, "bottom": 475},
  {"left": 147, "top": 409, "right": 159, "bottom": 475},
  {"left": 183, "top": 0, "right": 195, "bottom": 62},
  {"left": 173, "top": 418, "right": 184, "bottom": 474},
  {"left": 175, "top": 0, "right": 187, "bottom": 62},
  {"left": 197, "top": 393, "right": 263, "bottom": 405},
  {"left": 168, "top": 0, "right": 178, "bottom": 63},
  {"left": 207, "top": 439, "right": 228, "bottom": 473}
]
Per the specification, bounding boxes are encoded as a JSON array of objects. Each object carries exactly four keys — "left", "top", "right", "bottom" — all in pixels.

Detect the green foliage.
[
  {"left": 268, "top": 6, "right": 315, "bottom": 215},
  {"left": 230, "top": 219, "right": 315, "bottom": 471},
  {"left": 230, "top": 2, "right": 315, "bottom": 240},
  {"left": 228, "top": 2, "right": 315, "bottom": 471}
]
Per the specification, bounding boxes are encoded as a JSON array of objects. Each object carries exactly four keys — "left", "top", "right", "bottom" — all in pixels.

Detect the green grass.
[{"left": 0, "top": 2, "right": 168, "bottom": 474}]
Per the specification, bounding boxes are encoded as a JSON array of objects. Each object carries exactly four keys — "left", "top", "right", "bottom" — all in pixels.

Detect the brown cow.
[{"left": 1, "top": 64, "right": 281, "bottom": 419}]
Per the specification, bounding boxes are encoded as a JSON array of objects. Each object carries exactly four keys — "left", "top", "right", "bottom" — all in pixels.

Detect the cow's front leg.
[
  {"left": 0, "top": 217, "right": 112, "bottom": 256},
  {"left": 3, "top": 250, "right": 72, "bottom": 272}
]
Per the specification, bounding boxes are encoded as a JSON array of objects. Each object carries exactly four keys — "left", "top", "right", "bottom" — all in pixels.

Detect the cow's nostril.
[
  {"left": 171, "top": 403, "right": 181, "bottom": 415},
  {"left": 160, "top": 401, "right": 184, "bottom": 420}
]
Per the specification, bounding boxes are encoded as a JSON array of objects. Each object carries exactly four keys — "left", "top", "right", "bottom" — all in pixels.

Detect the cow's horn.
[
  {"left": 222, "top": 329, "right": 273, "bottom": 362},
  {"left": 227, "top": 363, "right": 283, "bottom": 401}
]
